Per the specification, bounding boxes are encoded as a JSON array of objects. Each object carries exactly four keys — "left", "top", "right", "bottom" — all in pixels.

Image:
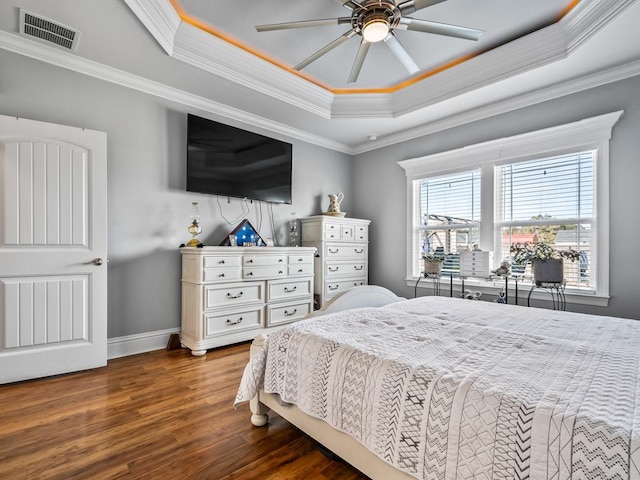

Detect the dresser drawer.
[
  {"left": 325, "top": 261, "right": 366, "bottom": 278},
  {"left": 266, "top": 300, "right": 312, "bottom": 326},
  {"left": 203, "top": 282, "right": 263, "bottom": 309},
  {"left": 243, "top": 255, "right": 287, "bottom": 266},
  {"left": 325, "top": 244, "right": 367, "bottom": 259},
  {"left": 267, "top": 278, "right": 312, "bottom": 302},
  {"left": 355, "top": 225, "right": 368, "bottom": 241},
  {"left": 243, "top": 265, "right": 287, "bottom": 280},
  {"left": 340, "top": 225, "right": 355, "bottom": 241},
  {"left": 203, "top": 267, "right": 241, "bottom": 282},
  {"left": 325, "top": 279, "right": 367, "bottom": 295},
  {"left": 203, "top": 255, "right": 242, "bottom": 268},
  {"left": 204, "top": 306, "right": 263, "bottom": 337},
  {"left": 288, "top": 263, "right": 313, "bottom": 276},
  {"left": 288, "top": 254, "right": 313, "bottom": 265},
  {"left": 323, "top": 223, "right": 341, "bottom": 241}
]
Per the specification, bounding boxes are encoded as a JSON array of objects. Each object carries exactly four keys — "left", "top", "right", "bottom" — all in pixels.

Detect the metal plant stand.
[{"left": 527, "top": 281, "right": 566, "bottom": 310}]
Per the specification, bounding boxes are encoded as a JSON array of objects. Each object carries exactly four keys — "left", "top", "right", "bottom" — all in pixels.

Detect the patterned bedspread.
[{"left": 235, "top": 296, "right": 640, "bottom": 480}]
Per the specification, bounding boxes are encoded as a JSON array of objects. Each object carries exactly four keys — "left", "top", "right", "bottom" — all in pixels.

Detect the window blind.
[
  {"left": 496, "top": 151, "right": 594, "bottom": 288},
  {"left": 413, "top": 170, "right": 481, "bottom": 276}
]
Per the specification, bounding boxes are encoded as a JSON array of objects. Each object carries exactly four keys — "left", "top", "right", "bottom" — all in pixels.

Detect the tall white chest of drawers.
[
  {"left": 300, "top": 216, "right": 370, "bottom": 307},
  {"left": 180, "top": 246, "right": 316, "bottom": 356}
]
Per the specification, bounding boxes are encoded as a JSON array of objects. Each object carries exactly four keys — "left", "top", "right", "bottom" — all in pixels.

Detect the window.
[
  {"left": 399, "top": 111, "right": 622, "bottom": 303},
  {"left": 412, "top": 169, "right": 480, "bottom": 278},
  {"left": 496, "top": 152, "right": 594, "bottom": 288}
]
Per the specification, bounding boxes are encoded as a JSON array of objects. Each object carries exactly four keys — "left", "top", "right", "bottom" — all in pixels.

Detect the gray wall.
[
  {"left": 354, "top": 75, "right": 640, "bottom": 320},
  {"left": 0, "top": 49, "right": 353, "bottom": 338}
]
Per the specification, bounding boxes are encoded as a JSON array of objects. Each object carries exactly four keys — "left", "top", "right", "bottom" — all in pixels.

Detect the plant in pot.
[
  {"left": 510, "top": 242, "right": 580, "bottom": 285},
  {"left": 422, "top": 254, "right": 444, "bottom": 276}
]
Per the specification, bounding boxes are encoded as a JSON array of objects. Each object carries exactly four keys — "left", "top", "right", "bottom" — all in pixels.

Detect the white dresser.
[
  {"left": 300, "top": 216, "right": 370, "bottom": 307},
  {"left": 180, "top": 246, "right": 316, "bottom": 356}
]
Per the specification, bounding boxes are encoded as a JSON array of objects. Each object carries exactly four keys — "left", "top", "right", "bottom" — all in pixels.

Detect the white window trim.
[{"left": 399, "top": 111, "right": 623, "bottom": 307}]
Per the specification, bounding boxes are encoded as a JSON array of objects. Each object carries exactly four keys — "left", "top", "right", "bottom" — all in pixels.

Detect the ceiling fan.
[{"left": 255, "top": 0, "right": 484, "bottom": 84}]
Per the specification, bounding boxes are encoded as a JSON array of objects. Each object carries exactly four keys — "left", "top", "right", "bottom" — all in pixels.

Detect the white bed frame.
[{"left": 248, "top": 286, "right": 415, "bottom": 480}]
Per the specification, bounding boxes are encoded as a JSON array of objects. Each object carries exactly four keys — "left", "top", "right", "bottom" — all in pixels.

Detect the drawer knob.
[
  {"left": 278, "top": 270, "right": 284, "bottom": 274},
  {"left": 354, "top": 265, "right": 363, "bottom": 271},
  {"left": 354, "top": 282, "right": 363, "bottom": 286},
  {"left": 247, "top": 272, "right": 253, "bottom": 276},
  {"left": 248, "top": 259, "right": 253, "bottom": 263},
  {"left": 329, "top": 248, "right": 339, "bottom": 254},
  {"left": 354, "top": 249, "right": 364, "bottom": 254},
  {"left": 329, "top": 266, "right": 339, "bottom": 272},
  {"left": 328, "top": 285, "right": 338, "bottom": 291},
  {"left": 297, "top": 258, "right": 304, "bottom": 262},
  {"left": 284, "top": 309, "right": 297, "bottom": 317},
  {"left": 284, "top": 286, "right": 297, "bottom": 293},
  {"left": 218, "top": 273, "right": 225, "bottom": 278},
  {"left": 297, "top": 269, "right": 303, "bottom": 273},
  {"left": 279, "top": 258, "right": 284, "bottom": 262},
  {"left": 219, "top": 259, "right": 225, "bottom": 264},
  {"left": 227, "top": 291, "right": 244, "bottom": 299},
  {"left": 226, "top": 317, "right": 243, "bottom": 326}
]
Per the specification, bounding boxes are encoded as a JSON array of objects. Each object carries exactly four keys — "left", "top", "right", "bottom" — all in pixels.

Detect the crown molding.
[
  {"left": 123, "top": 0, "right": 635, "bottom": 120},
  {"left": 386, "top": 24, "right": 568, "bottom": 119},
  {"left": 0, "top": 30, "right": 352, "bottom": 154},
  {"left": 353, "top": 58, "right": 640, "bottom": 154},
  {"left": 563, "top": 0, "right": 638, "bottom": 54},
  {"left": 172, "top": 22, "right": 335, "bottom": 119},
  {"left": 122, "top": 0, "right": 180, "bottom": 55},
  {"left": 398, "top": 110, "right": 623, "bottom": 176}
]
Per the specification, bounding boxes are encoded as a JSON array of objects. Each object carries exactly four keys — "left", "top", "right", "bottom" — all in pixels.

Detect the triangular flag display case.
[{"left": 219, "top": 219, "right": 265, "bottom": 246}]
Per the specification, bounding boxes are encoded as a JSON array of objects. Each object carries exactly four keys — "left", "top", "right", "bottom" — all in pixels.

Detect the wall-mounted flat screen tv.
[{"left": 186, "top": 114, "right": 293, "bottom": 204}]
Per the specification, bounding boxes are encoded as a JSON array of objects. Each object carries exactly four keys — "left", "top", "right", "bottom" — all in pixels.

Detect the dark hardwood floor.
[{"left": 0, "top": 342, "right": 368, "bottom": 480}]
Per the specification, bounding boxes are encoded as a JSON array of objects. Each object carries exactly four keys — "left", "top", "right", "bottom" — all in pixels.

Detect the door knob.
[{"left": 88, "top": 258, "right": 104, "bottom": 266}]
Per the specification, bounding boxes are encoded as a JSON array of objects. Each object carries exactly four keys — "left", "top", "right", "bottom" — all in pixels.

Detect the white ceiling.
[
  {"left": 1, "top": 0, "right": 640, "bottom": 154},
  {"left": 176, "top": 0, "right": 570, "bottom": 90}
]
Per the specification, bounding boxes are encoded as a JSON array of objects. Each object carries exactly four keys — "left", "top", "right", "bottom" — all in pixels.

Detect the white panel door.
[{"left": 0, "top": 115, "right": 107, "bottom": 384}]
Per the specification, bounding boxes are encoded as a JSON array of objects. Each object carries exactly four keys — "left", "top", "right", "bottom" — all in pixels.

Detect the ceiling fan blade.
[
  {"left": 398, "top": 0, "right": 447, "bottom": 15},
  {"left": 334, "top": 0, "right": 359, "bottom": 10},
  {"left": 294, "top": 30, "right": 357, "bottom": 71},
  {"left": 384, "top": 34, "right": 419, "bottom": 75},
  {"left": 256, "top": 17, "right": 351, "bottom": 32},
  {"left": 348, "top": 40, "right": 371, "bottom": 83},
  {"left": 398, "top": 17, "right": 483, "bottom": 41}
]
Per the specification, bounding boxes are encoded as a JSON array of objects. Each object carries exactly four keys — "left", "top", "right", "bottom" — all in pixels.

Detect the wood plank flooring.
[{"left": 0, "top": 343, "right": 368, "bottom": 480}]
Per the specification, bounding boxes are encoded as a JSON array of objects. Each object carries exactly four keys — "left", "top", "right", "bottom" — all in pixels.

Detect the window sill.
[{"left": 406, "top": 276, "right": 610, "bottom": 308}]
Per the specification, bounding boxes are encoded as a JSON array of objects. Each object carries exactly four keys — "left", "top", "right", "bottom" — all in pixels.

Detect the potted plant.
[
  {"left": 510, "top": 242, "right": 580, "bottom": 285},
  {"left": 422, "top": 254, "right": 444, "bottom": 276}
]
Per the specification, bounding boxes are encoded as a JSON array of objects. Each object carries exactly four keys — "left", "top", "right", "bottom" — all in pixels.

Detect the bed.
[{"left": 235, "top": 286, "right": 640, "bottom": 480}]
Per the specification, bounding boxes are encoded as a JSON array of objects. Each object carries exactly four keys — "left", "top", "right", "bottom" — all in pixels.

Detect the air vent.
[{"left": 19, "top": 9, "right": 80, "bottom": 51}]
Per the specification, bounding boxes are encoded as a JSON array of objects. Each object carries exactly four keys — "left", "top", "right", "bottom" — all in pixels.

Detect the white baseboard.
[{"left": 107, "top": 328, "right": 181, "bottom": 359}]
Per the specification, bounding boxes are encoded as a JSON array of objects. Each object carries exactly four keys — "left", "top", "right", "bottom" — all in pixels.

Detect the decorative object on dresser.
[
  {"left": 219, "top": 219, "right": 265, "bottom": 247},
  {"left": 325, "top": 192, "right": 345, "bottom": 217},
  {"left": 186, "top": 202, "right": 202, "bottom": 247},
  {"left": 300, "top": 215, "right": 370, "bottom": 308},
  {"left": 180, "top": 246, "right": 315, "bottom": 356}
]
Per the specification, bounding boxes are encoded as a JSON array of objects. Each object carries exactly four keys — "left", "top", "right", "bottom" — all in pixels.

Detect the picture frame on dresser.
[{"left": 218, "top": 219, "right": 265, "bottom": 246}]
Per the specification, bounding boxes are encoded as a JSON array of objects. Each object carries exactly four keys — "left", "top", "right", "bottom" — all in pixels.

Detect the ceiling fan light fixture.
[{"left": 362, "top": 15, "right": 389, "bottom": 43}]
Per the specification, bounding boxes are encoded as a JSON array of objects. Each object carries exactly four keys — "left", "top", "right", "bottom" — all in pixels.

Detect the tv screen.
[{"left": 186, "top": 114, "right": 293, "bottom": 204}]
